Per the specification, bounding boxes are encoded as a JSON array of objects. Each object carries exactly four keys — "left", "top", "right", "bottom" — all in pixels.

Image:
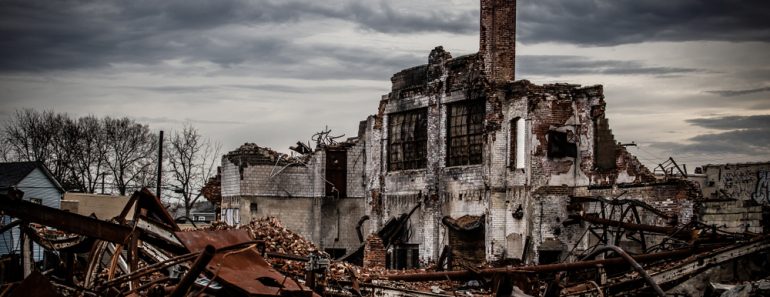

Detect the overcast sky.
[{"left": 1, "top": 0, "right": 769, "bottom": 171}]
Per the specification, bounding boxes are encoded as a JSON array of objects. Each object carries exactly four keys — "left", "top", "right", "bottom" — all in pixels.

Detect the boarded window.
[
  {"left": 388, "top": 109, "right": 428, "bottom": 171},
  {"left": 510, "top": 117, "right": 526, "bottom": 169},
  {"left": 447, "top": 101, "right": 485, "bottom": 167}
]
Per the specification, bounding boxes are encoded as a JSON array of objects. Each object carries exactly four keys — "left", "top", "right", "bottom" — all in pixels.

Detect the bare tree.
[
  {"left": 167, "top": 124, "right": 221, "bottom": 219},
  {"left": 68, "top": 116, "right": 110, "bottom": 193},
  {"left": 4, "top": 109, "right": 56, "bottom": 163},
  {"left": 3, "top": 109, "right": 75, "bottom": 186},
  {"left": 0, "top": 137, "right": 14, "bottom": 162},
  {"left": 103, "top": 117, "right": 158, "bottom": 195}
]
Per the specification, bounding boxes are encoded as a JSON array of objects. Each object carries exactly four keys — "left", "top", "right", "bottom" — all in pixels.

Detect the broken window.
[
  {"left": 447, "top": 101, "right": 485, "bottom": 167},
  {"left": 547, "top": 130, "right": 577, "bottom": 159},
  {"left": 510, "top": 117, "right": 526, "bottom": 169},
  {"left": 389, "top": 244, "right": 420, "bottom": 269},
  {"left": 388, "top": 109, "right": 428, "bottom": 171}
]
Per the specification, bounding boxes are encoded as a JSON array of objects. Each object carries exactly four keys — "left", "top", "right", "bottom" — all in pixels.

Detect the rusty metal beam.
[
  {"left": 582, "top": 246, "right": 664, "bottom": 297},
  {"left": 169, "top": 245, "right": 215, "bottom": 297},
  {"left": 0, "top": 195, "right": 132, "bottom": 243},
  {"left": 383, "top": 247, "right": 711, "bottom": 282},
  {"left": 0, "top": 220, "right": 20, "bottom": 234},
  {"left": 565, "top": 237, "right": 770, "bottom": 296},
  {"left": 569, "top": 214, "right": 690, "bottom": 240},
  {"left": 570, "top": 196, "right": 671, "bottom": 220}
]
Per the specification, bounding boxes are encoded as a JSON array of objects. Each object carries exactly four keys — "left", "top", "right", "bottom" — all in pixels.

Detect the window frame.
[
  {"left": 510, "top": 117, "right": 526, "bottom": 169},
  {"left": 446, "top": 100, "right": 485, "bottom": 167},
  {"left": 387, "top": 108, "right": 428, "bottom": 171}
]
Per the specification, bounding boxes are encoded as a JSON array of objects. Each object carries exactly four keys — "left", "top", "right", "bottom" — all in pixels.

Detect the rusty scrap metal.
[
  {"left": 0, "top": 195, "right": 133, "bottom": 243},
  {"left": 383, "top": 246, "right": 714, "bottom": 282},
  {"left": 6, "top": 271, "right": 62, "bottom": 297},
  {"left": 0, "top": 219, "right": 20, "bottom": 234},
  {"left": 564, "top": 237, "right": 770, "bottom": 296},
  {"left": 569, "top": 214, "right": 692, "bottom": 240},
  {"left": 570, "top": 195, "right": 671, "bottom": 220},
  {"left": 581, "top": 245, "right": 665, "bottom": 297},
  {"left": 97, "top": 251, "right": 199, "bottom": 293},
  {"left": 169, "top": 244, "right": 215, "bottom": 297},
  {"left": 176, "top": 229, "right": 319, "bottom": 297}
]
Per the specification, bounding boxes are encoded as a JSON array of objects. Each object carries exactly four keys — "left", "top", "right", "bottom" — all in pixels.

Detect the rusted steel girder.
[
  {"left": 564, "top": 237, "right": 770, "bottom": 296},
  {"left": 0, "top": 195, "right": 133, "bottom": 243},
  {"left": 170, "top": 245, "right": 215, "bottom": 297},
  {"left": 383, "top": 247, "right": 712, "bottom": 282},
  {"left": 582, "top": 246, "right": 665, "bottom": 297},
  {"left": 569, "top": 214, "right": 691, "bottom": 240},
  {"left": 570, "top": 196, "right": 671, "bottom": 220}
]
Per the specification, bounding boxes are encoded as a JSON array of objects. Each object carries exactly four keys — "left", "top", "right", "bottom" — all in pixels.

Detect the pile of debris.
[
  {"left": 243, "top": 217, "right": 323, "bottom": 256},
  {"left": 4, "top": 188, "right": 770, "bottom": 297}
]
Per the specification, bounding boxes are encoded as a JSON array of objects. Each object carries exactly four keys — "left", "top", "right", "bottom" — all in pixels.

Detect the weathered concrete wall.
[
  {"left": 219, "top": 140, "right": 367, "bottom": 252},
  {"left": 702, "top": 162, "right": 770, "bottom": 204}
]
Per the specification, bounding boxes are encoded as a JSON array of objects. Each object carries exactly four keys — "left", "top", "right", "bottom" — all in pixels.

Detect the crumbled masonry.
[{"left": 3, "top": 0, "right": 770, "bottom": 296}]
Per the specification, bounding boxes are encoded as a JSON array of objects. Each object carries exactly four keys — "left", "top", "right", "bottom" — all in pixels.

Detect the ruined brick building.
[{"left": 213, "top": 0, "right": 700, "bottom": 267}]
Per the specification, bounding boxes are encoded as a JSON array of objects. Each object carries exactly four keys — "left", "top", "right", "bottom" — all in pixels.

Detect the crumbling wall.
[
  {"left": 585, "top": 179, "right": 701, "bottom": 225},
  {"left": 702, "top": 162, "right": 770, "bottom": 204},
  {"left": 527, "top": 187, "right": 590, "bottom": 264},
  {"left": 219, "top": 142, "right": 366, "bottom": 252}
]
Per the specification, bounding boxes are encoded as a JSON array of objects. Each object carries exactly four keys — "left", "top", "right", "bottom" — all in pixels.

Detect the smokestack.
[{"left": 480, "top": 0, "right": 516, "bottom": 84}]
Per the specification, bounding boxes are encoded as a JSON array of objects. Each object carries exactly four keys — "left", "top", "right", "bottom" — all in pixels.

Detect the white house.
[{"left": 0, "top": 161, "right": 65, "bottom": 262}]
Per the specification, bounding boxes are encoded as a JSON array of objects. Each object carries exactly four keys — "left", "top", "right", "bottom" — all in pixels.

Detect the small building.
[
  {"left": 61, "top": 193, "right": 133, "bottom": 220},
  {"left": 0, "top": 161, "right": 65, "bottom": 261}
]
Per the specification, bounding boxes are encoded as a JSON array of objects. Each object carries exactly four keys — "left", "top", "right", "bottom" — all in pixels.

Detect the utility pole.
[{"left": 157, "top": 130, "right": 163, "bottom": 199}]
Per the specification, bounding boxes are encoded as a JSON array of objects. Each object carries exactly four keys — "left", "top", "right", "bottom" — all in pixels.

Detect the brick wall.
[
  {"left": 480, "top": 0, "right": 516, "bottom": 84},
  {"left": 364, "top": 234, "right": 386, "bottom": 269}
]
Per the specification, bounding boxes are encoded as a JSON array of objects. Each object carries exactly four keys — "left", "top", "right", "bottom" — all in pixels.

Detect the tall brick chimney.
[{"left": 480, "top": 0, "right": 516, "bottom": 84}]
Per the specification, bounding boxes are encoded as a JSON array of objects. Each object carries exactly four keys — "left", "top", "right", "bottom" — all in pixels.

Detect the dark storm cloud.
[
  {"left": 0, "top": 0, "right": 466, "bottom": 73},
  {"left": 686, "top": 114, "right": 770, "bottom": 130},
  {"left": 652, "top": 115, "right": 770, "bottom": 155},
  {"left": 519, "top": 55, "right": 700, "bottom": 77},
  {"left": 706, "top": 87, "right": 770, "bottom": 97},
  {"left": 3, "top": 0, "right": 769, "bottom": 74},
  {"left": 518, "top": 0, "right": 770, "bottom": 45},
  {"left": 123, "top": 83, "right": 386, "bottom": 95}
]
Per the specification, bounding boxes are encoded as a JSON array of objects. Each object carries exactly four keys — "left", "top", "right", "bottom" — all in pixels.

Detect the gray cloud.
[
  {"left": 0, "top": 0, "right": 462, "bottom": 73},
  {"left": 133, "top": 116, "right": 243, "bottom": 125},
  {"left": 519, "top": 55, "right": 701, "bottom": 77},
  {"left": 518, "top": 0, "right": 770, "bottom": 45},
  {"left": 706, "top": 87, "right": 770, "bottom": 97},
  {"left": 121, "top": 83, "right": 386, "bottom": 95},
  {"left": 686, "top": 114, "right": 770, "bottom": 130},
  {"left": 652, "top": 115, "right": 770, "bottom": 155},
  {"left": 3, "top": 0, "right": 769, "bottom": 75}
]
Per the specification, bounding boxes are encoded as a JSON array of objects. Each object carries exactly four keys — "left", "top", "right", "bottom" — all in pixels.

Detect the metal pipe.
[
  {"left": 170, "top": 244, "right": 216, "bottom": 297},
  {"left": 581, "top": 245, "right": 665, "bottom": 297}
]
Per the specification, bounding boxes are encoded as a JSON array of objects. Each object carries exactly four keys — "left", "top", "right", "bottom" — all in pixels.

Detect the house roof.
[{"left": 0, "top": 161, "right": 65, "bottom": 193}]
